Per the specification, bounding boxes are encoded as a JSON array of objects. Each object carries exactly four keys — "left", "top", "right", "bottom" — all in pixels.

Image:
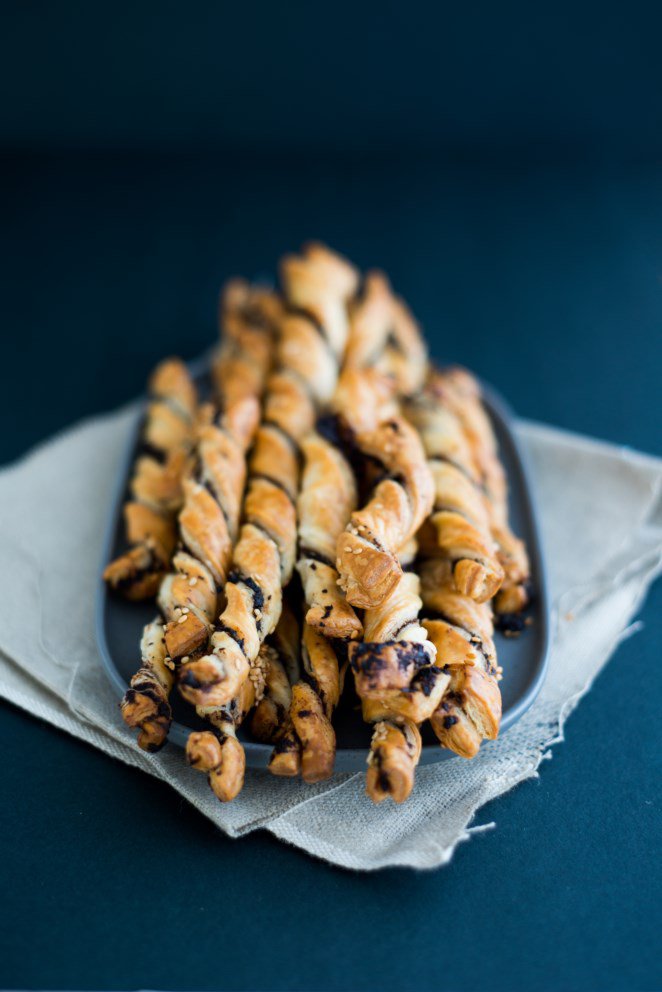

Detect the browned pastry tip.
[
  {"left": 250, "top": 645, "right": 291, "bottom": 743},
  {"left": 451, "top": 548, "right": 505, "bottom": 603},
  {"left": 103, "top": 541, "right": 168, "bottom": 601},
  {"left": 268, "top": 728, "right": 302, "bottom": 778},
  {"left": 186, "top": 730, "right": 223, "bottom": 771},
  {"left": 365, "top": 720, "right": 422, "bottom": 804},
  {"left": 149, "top": 357, "right": 198, "bottom": 414},
  {"left": 186, "top": 731, "right": 246, "bottom": 803},
  {"left": 290, "top": 682, "right": 336, "bottom": 784},
  {"left": 120, "top": 621, "right": 173, "bottom": 751},
  {"left": 344, "top": 270, "right": 394, "bottom": 371},
  {"left": 131, "top": 449, "right": 191, "bottom": 513},
  {"left": 280, "top": 244, "right": 359, "bottom": 358},
  {"left": 376, "top": 293, "right": 428, "bottom": 397},
  {"left": 215, "top": 281, "right": 279, "bottom": 408},
  {"left": 302, "top": 241, "right": 361, "bottom": 297},
  {"left": 429, "top": 666, "right": 501, "bottom": 758},
  {"left": 105, "top": 359, "right": 196, "bottom": 601},
  {"left": 124, "top": 502, "right": 176, "bottom": 559}
]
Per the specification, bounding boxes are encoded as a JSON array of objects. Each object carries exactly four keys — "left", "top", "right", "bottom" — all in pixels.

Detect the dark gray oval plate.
[{"left": 97, "top": 357, "right": 550, "bottom": 770}]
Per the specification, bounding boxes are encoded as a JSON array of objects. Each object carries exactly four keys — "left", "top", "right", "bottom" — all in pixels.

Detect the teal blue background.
[{"left": 1, "top": 3, "right": 661, "bottom": 990}]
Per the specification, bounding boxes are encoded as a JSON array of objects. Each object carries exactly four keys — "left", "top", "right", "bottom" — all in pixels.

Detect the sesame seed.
[{"left": 178, "top": 615, "right": 188, "bottom": 624}]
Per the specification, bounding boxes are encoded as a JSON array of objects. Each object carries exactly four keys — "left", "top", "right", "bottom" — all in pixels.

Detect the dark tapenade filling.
[
  {"left": 227, "top": 570, "right": 265, "bottom": 613},
  {"left": 298, "top": 546, "right": 335, "bottom": 569},
  {"left": 141, "top": 440, "right": 168, "bottom": 464},
  {"left": 215, "top": 621, "right": 247, "bottom": 657},
  {"left": 251, "top": 473, "right": 296, "bottom": 505}
]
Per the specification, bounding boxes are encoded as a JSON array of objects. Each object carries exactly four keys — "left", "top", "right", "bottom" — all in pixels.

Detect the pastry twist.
[
  {"left": 120, "top": 401, "right": 261, "bottom": 750},
  {"left": 121, "top": 286, "right": 276, "bottom": 751},
  {"left": 420, "top": 557, "right": 502, "bottom": 758},
  {"left": 405, "top": 374, "right": 505, "bottom": 603},
  {"left": 349, "top": 571, "right": 444, "bottom": 803},
  {"left": 297, "top": 433, "right": 362, "bottom": 641},
  {"left": 344, "top": 271, "right": 428, "bottom": 397},
  {"left": 179, "top": 244, "right": 358, "bottom": 711},
  {"left": 188, "top": 601, "right": 301, "bottom": 800},
  {"left": 214, "top": 280, "right": 280, "bottom": 409},
  {"left": 436, "top": 368, "right": 531, "bottom": 622},
  {"left": 336, "top": 416, "right": 434, "bottom": 609},
  {"left": 120, "top": 620, "right": 172, "bottom": 751},
  {"left": 282, "top": 342, "right": 403, "bottom": 781},
  {"left": 103, "top": 358, "right": 197, "bottom": 599}
]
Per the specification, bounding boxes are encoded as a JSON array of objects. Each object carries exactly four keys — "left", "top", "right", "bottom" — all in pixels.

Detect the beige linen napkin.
[{"left": 0, "top": 408, "right": 660, "bottom": 869}]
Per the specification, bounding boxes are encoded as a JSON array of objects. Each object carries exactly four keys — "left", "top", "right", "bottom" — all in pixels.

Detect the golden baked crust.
[
  {"left": 365, "top": 720, "right": 422, "bottom": 804},
  {"left": 349, "top": 571, "right": 443, "bottom": 803},
  {"left": 436, "top": 368, "right": 531, "bottom": 619},
  {"left": 343, "top": 270, "right": 427, "bottom": 397},
  {"left": 180, "top": 244, "right": 356, "bottom": 718},
  {"left": 405, "top": 375, "right": 504, "bottom": 603},
  {"left": 336, "top": 417, "right": 434, "bottom": 609},
  {"left": 120, "top": 620, "right": 173, "bottom": 751},
  {"left": 103, "top": 357, "right": 197, "bottom": 598},
  {"left": 213, "top": 281, "right": 278, "bottom": 409},
  {"left": 297, "top": 433, "right": 362, "bottom": 641},
  {"left": 420, "top": 558, "right": 502, "bottom": 758}
]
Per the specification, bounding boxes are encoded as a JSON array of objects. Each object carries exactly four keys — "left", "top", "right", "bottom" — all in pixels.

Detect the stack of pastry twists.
[
  {"left": 273, "top": 275, "right": 427, "bottom": 783},
  {"left": 107, "top": 242, "right": 533, "bottom": 803},
  {"left": 103, "top": 358, "right": 197, "bottom": 600},
  {"left": 178, "top": 244, "right": 358, "bottom": 797},
  {"left": 119, "top": 286, "right": 277, "bottom": 752}
]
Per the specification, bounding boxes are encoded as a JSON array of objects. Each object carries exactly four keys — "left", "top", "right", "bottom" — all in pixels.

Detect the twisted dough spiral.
[
  {"left": 178, "top": 244, "right": 358, "bottom": 712},
  {"left": 103, "top": 358, "right": 197, "bottom": 599},
  {"left": 405, "top": 373, "right": 505, "bottom": 603},
  {"left": 349, "top": 570, "right": 443, "bottom": 803},
  {"left": 420, "top": 557, "right": 502, "bottom": 758},
  {"left": 336, "top": 416, "right": 434, "bottom": 609},
  {"left": 120, "top": 286, "right": 275, "bottom": 751},
  {"left": 435, "top": 368, "right": 530, "bottom": 621}
]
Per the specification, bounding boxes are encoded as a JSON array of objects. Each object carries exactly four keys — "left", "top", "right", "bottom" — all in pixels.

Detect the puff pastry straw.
[
  {"left": 350, "top": 570, "right": 446, "bottom": 803},
  {"left": 404, "top": 372, "right": 505, "bottom": 603},
  {"left": 188, "top": 600, "right": 302, "bottom": 800},
  {"left": 279, "top": 317, "right": 406, "bottom": 781},
  {"left": 103, "top": 358, "right": 197, "bottom": 600},
  {"left": 420, "top": 557, "right": 502, "bottom": 758},
  {"left": 120, "top": 286, "right": 276, "bottom": 751},
  {"left": 277, "top": 429, "right": 360, "bottom": 781},
  {"left": 436, "top": 367, "right": 531, "bottom": 623},
  {"left": 178, "top": 244, "right": 358, "bottom": 711},
  {"left": 336, "top": 415, "right": 434, "bottom": 610},
  {"left": 344, "top": 271, "right": 428, "bottom": 397}
]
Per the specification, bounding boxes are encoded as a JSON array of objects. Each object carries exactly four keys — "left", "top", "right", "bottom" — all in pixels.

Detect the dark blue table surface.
[{"left": 0, "top": 153, "right": 660, "bottom": 992}]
